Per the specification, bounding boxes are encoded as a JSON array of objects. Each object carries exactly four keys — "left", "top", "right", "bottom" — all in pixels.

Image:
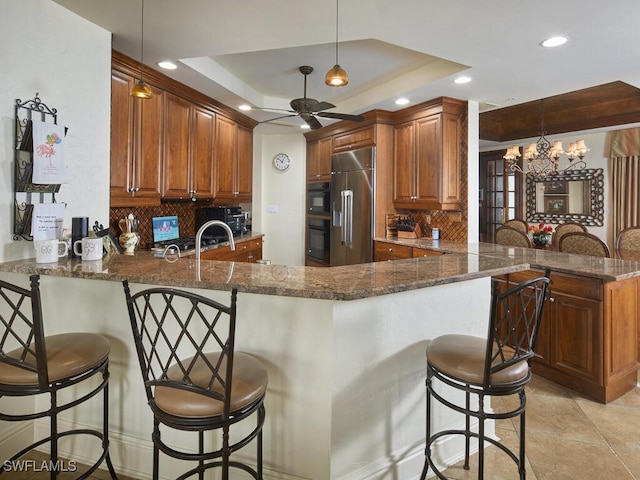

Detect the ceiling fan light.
[
  {"left": 325, "top": 65, "right": 349, "bottom": 87},
  {"left": 131, "top": 80, "right": 153, "bottom": 99}
]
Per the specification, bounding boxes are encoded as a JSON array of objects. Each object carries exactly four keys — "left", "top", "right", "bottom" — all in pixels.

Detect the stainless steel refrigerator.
[{"left": 330, "top": 147, "right": 375, "bottom": 266}]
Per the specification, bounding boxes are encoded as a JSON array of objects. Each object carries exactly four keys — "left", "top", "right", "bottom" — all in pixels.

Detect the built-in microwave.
[{"left": 307, "top": 181, "right": 331, "bottom": 216}]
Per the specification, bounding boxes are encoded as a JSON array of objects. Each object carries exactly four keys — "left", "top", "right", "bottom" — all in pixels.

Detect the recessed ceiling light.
[
  {"left": 395, "top": 98, "right": 410, "bottom": 106},
  {"left": 540, "top": 36, "right": 568, "bottom": 48},
  {"left": 300, "top": 124, "right": 310, "bottom": 130},
  {"left": 454, "top": 76, "right": 472, "bottom": 85},
  {"left": 156, "top": 60, "right": 177, "bottom": 70},
  {"left": 238, "top": 104, "right": 252, "bottom": 111}
]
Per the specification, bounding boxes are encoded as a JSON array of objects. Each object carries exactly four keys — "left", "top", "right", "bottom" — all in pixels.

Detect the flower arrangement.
[{"left": 529, "top": 223, "right": 554, "bottom": 245}]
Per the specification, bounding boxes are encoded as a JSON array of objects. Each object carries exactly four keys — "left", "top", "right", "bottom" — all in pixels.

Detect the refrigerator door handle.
[{"left": 342, "top": 189, "right": 353, "bottom": 247}]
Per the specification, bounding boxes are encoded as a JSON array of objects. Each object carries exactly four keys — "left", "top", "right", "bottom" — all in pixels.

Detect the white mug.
[
  {"left": 73, "top": 237, "right": 103, "bottom": 261},
  {"left": 35, "top": 239, "right": 69, "bottom": 263}
]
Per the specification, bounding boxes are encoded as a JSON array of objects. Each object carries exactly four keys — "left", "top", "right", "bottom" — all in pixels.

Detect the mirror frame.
[{"left": 526, "top": 168, "right": 604, "bottom": 226}]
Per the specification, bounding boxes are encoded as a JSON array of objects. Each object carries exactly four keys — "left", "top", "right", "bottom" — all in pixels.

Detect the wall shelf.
[{"left": 13, "top": 94, "right": 63, "bottom": 240}]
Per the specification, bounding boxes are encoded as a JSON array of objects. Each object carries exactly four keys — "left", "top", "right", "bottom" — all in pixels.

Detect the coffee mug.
[
  {"left": 35, "top": 239, "right": 69, "bottom": 263},
  {"left": 73, "top": 237, "right": 103, "bottom": 261}
]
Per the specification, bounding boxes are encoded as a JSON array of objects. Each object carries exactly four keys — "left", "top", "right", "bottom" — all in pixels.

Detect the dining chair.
[
  {"left": 122, "top": 282, "right": 267, "bottom": 480},
  {"left": 551, "top": 222, "right": 587, "bottom": 249},
  {"left": 420, "top": 274, "right": 550, "bottom": 480},
  {"left": 502, "top": 219, "right": 529, "bottom": 235},
  {"left": 558, "top": 232, "right": 610, "bottom": 258},
  {"left": 0, "top": 274, "right": 117, "bottom": 479},
  {"left": 495, "top": 225, "right": 533, "bottom": 248},
  {"left": 614, "top": 226, "right": 640, "bottom": 259}
]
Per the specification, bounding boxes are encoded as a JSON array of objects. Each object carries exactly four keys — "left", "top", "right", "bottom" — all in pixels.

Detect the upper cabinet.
[
  {"left": 110, "top": 50, "right": 256, "bottom": 207},
  {"left": 393, "top": 97, "right": 464, "bottom": 211},
  {"left": 214, "top": 117, "right": 253, "bottom": 203},
  {"left": 110, "top": 70, "right": 163, "bottom": 207},
  {"left": 306, "top": 137, "right": 332, "bottom": 181},
  {"left": 162, "top": 94, "right": 215, "bottom": 200}
]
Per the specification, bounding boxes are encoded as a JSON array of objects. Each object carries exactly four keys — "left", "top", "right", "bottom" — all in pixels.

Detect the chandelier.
[{"left": 503, "top": 100, "right": 588, "bottom": 177}]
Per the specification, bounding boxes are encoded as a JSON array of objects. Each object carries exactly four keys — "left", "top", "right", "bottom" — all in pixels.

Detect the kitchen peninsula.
[{"left": 0, "top": 244, "right": 638, "bottom": 480}]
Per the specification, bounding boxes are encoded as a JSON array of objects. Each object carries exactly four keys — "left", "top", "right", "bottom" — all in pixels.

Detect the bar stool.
[
  {"left": 420, "top": 274, "right": 550, "bottom": 480},
  {"left": 0, "top": 274, "right": 117, "bottom": 479},
  {"left": 122, "top": 282, "right": 267, "bottom": 480}
]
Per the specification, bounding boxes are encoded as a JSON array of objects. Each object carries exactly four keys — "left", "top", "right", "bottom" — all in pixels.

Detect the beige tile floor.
[
  {"left": 438, "top": 375, "right": 640, "bottom": 480},
  {"left": 10, "top": 374, "right": 640, "bottom": 479}
]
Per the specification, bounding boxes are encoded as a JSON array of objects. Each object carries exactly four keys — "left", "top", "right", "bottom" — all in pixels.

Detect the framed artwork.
[
  {"left": 544, "top": 179, "right": 567, "bottom": 194},
  {"left": 544, "top": 195, "right": 568, "bottom": 214}
]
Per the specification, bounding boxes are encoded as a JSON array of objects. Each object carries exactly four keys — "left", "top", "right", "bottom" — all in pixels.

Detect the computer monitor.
[{"left": 151, "top": 215, "right": 180, "bottom": 243}]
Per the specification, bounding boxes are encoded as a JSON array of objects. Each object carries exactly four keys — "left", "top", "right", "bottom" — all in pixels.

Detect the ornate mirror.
[{"left": 526, "top": 168, "right": 604, "bottom": 226}]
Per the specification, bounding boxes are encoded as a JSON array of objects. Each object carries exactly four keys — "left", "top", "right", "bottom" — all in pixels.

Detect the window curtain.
[{"left": 608, "top": 127, "right": 640, "bottom": 238}]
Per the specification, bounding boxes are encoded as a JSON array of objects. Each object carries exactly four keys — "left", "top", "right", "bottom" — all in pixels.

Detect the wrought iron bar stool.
[
  {"left": 0, "top": 274, "right": 117, "bottom": 479},
  {"left": 122, "top": 281, "right": 267, "bottom": 480},
  {"left": 420, "top": 274, "right": 549, "bottom": 480}
]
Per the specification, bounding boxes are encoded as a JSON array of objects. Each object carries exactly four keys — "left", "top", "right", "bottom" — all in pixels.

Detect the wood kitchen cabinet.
[
  {"left": 110, "top": 50, "right": 257, "bottom": 208},
  {"left": 162, "top": 94, "right": 215, "bottom": 200},
  {"left": 307, "top": 137, "right": 332, "bottom": 181},
  {"left": 498, "top": 269, "right": 638, "bottom": 403},
  {"left": 110, "top": 70, "right": 163, "bottom": 207},
  {"left": 200, "top": 236, "right": 262, "bottom": 263},
  {"left": 215, "top": 116, "right": 252, "bottom": 203},
  {"left": 374, "top": 241, "right": 412, "bottom": 261},
  {"left": 393, "top": 97, "right": 464, "bottom": 211},
  {"left": 332, "top": 125, "right": 375, "bottom": 153}
]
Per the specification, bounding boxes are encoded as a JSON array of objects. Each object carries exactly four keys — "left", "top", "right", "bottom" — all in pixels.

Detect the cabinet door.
[
  {"left": 134, "top": 85, "right": 164, "bottom": 203},
  {"left": 307, "top": 137, "right": 332, "bottom": 181},
  {"left": 110, "top": 71, "right": 162, "bottom": 207},
  {"left": 235, "top": 125, "right": 253, "bottom": 202},
  {"left": 415, "top": 114, "right": 441, "bottom": 206},
  {"left": 549, "top": 292, "right": 602, "bottom": 384},
  {"left": 332, "top": 125, "right": 374, "bottom": 153},
  {"left": 110, "top": 71, "right": 134, "bottom": 204},
  {"left": 214, "top": 115, "right": 237, "bottom": 201},
  {"left": 191, "top": 107, "right": 215, "bottom": 199},
  {"left": 163, "top": 93, "right": 192, "bottom": 199},
  {"left": 392, "top": 121, "right": 416, "bottom": 206}
]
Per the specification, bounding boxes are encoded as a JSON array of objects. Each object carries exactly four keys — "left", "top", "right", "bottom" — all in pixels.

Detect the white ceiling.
[{"left": 53, "top": 0, "right": 640, "bottom": 135}]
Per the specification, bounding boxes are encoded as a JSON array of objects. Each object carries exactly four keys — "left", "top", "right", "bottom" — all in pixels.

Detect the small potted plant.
[{"left": 529, "top": 223, "right": 554, "bottom": 246}]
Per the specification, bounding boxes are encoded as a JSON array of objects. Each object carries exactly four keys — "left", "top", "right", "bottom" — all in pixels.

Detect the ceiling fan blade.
[
  {"left": 257, "top": 113, "right": 298, "bottom": 124},
  {"left": 255, "top": 107, "right": 295, "bottom": 114},
  {"left": 302, "top": 115, "right": 323, "bottom": 130},
  {"left": 316, "top": 112, "right": 365, "bottom": 122},
  {"left": 312, "top": 101, "right": 337, "bottom": 112}
]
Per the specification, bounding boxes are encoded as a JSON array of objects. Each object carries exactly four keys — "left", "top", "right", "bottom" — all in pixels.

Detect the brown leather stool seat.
[
  {"left": 0, "top": 275, "right": 117, "bottom": 479},
  {"left": 420, "top": 275, "right": 549, "bottom": 480},
  {"left": 123, "top": 282, "right": 267, "bottom": 480},
  {"left": 0, "top": 333, "right": 110, "bottom": 386}
]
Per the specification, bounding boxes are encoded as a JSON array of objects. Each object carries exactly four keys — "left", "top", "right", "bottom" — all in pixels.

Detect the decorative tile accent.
[{"left": 110, "top": 203, "right": 197, "bottom": 249}]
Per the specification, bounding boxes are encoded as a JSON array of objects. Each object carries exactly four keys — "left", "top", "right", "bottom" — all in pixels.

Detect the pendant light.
[
  {"left": 325, "top": 0, "right": 349, "bottom": 87},
  {"left": 131, "top": 0, "right": 153, "bottom": 99}
]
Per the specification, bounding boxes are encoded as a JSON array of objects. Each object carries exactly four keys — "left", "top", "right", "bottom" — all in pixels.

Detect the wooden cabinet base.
[{"left": 532, "top": 363, "right": 637, "bottom": 404}]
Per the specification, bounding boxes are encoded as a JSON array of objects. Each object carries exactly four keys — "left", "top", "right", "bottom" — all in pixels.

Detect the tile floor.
[
  {"left": 9, "top": 375, "right": 640, "bottom": 479},
  {"left": 438, "top": 375, "right": 640, "bottom": 480}
]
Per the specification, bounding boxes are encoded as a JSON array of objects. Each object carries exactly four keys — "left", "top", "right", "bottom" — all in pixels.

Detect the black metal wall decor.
[{"left": 13, "top": 94, "right": 62, "bottom": 240}]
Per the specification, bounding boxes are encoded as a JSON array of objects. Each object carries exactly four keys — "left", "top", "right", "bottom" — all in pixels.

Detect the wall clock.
[{"left": 273, "top": 153, "right": 291, "bottom": 171}]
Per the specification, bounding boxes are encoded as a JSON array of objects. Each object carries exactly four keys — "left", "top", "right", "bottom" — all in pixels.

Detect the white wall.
[
  {"left": 253, "top": 133, "right": 307, "bottom": 266},
  {"left": 0, "top": 0, "right": 111, "bottom": 263}
]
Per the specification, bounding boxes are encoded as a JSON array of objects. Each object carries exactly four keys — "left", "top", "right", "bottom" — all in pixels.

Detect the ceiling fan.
[{"left": 258, "top": 65, "right": 365, "bottom": 130}]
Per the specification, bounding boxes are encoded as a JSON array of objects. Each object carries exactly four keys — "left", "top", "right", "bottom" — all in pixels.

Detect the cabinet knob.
[
  {"left": 549, "top": 297, "right": 555, "bottom": 303},
  {"left": 388, "top": 248, "right": 393, "bottom": 252}
]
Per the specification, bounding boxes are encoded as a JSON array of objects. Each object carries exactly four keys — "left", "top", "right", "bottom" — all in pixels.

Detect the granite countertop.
[
  {"left": 0, "top": 238, "right": 638, "bottom": 301},
  {"left": 376, "top": 237, "right": 640, "bottom": 282}
]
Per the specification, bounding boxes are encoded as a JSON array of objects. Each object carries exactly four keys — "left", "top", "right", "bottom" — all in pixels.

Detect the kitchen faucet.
[{"left": 195, "top": 220, "right": 236, "bottom": 263}]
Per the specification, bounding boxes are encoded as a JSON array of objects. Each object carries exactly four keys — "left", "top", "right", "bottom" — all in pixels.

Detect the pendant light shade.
[
  {"left": 325, "top": 64, "right": 349, "bottom": 87},
  {"left": 131, "top": 80, "right": 153, "bottom": 98},
  {"left": 132, "top": 0, "right": 152, "bottom": 99},
  {"left": 325, "top": 0, "right": 348, "bottom": 87}
]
